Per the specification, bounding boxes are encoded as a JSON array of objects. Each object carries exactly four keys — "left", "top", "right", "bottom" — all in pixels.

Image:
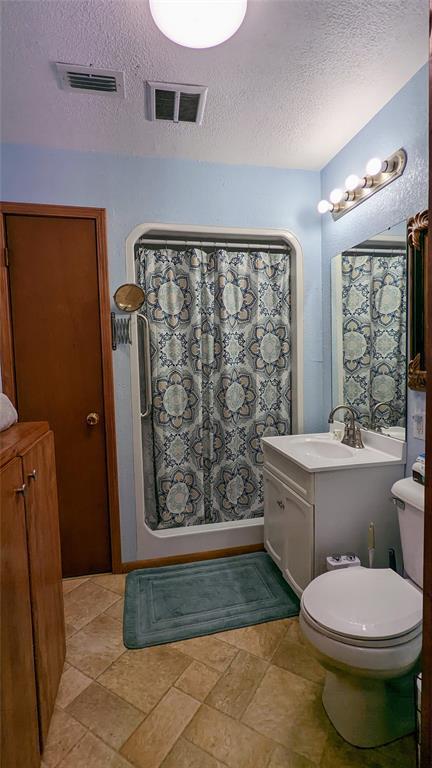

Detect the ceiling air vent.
[
  {"left": 147, "top": 82, "right": 208, "bottom": 125},
  {"left": 55, "top": 63, "right": 125, "bottom": 97}
]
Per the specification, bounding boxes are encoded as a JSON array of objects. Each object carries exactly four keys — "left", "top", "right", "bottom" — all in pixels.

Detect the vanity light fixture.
[{"left": 318, "top": 148, "right": 407, "bottom": 220}]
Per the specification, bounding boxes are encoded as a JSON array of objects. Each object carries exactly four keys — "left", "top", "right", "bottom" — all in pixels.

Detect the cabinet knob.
[
  {"left": 28, "top": 469, "right": 37, "bottom": 482},
  {"left": 15, "top": 483, "right": 27, "bottom": 496},
  {"left": 276, "top": 499, "right": 284, "bottom": 509},
  {"left": 86, "top": 412, "right": 100, "bottom": 426}
]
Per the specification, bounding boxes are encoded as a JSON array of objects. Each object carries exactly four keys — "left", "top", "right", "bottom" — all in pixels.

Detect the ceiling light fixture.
[
  {"left": 318, "top": 148, "right": 407, "bottom": 220},
  {"left": 149, "top": 0, "right": 248, "bottom": 49}
]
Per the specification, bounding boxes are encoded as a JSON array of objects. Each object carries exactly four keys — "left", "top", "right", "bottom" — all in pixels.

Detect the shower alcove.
[{"left": 125, "top": 223, "right": 304, "bottom": 560}]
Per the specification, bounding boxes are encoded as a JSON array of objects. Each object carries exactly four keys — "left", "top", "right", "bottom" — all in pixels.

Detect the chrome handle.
[
  {"left": 15, "top": 483, "right": 27, "bottom": 496},
  {"left": 86, "top": 412, "right": 100, "bottom": 426},
  {"left": 137, "top": 313, "right": 152, "bottom": 419},
  {"left": 276, "top": 499, "right": 284, "bottom": 509},
  {"left": 28, "top": 469, "right": 37, "bottom": 482}
]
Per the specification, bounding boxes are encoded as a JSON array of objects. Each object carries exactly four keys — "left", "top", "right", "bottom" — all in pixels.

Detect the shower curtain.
[
  {"left": 341, "top": 251, "right": 406, "bottom": 428},
  {"left": 135, "top": 243, "right": 291, "bottom": 529}
]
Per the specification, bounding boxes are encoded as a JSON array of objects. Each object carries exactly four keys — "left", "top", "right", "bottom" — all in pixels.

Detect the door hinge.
[{"left": 3, "top": 247, "right": 9, "bottom": 267}]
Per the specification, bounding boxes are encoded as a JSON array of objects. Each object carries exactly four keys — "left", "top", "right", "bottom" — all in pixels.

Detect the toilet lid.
[{"left": 301, "top": 567, "right": 422, "bottom": 640}]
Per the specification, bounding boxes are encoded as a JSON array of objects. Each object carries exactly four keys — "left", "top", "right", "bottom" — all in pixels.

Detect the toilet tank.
[{"left": 391, "top": 478, "right": 425, "bottom": 589}]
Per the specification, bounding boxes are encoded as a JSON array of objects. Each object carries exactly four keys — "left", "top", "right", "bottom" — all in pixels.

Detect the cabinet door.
[
  {"left": 1, "top": 458, "right": 40, "bottom": 768},
  {"left": 263, "top": 469, "right": 287, "bottom": 568},
  {"left": 22, "top": 432, "right": 65, "bottom": 747},
  {"left": 282, "top": 482, "right": 314, "bottom": 596}
]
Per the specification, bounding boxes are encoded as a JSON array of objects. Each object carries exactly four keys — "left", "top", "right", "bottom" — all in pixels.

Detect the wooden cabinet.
[
  {"left": 0, "top": 422, "right": 65, "bottom": 767},
  {"left": 1, "top": 457, "right": 40, "bottom": 768}
]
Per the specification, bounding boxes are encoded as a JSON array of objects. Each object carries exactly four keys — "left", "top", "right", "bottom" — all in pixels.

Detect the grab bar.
[{"left": 137, "top": 313, "right": 152, "bottom": 418}]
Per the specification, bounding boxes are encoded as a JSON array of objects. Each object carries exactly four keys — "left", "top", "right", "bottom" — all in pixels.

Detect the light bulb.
[
  {"left": 317, "top": 200, "right": 332, "bottom": 214},
  {"left": 345, "top": 174, "right": 361, "bottom": 192},
  {"left": 365, "top": 157, "right": 383, "bottom": 176},
  {"left": 149, "top": 0, "right": 248, "bottom": 49},
  {"left": 329, "top": 188, "right": 344, "bottom": 205}
]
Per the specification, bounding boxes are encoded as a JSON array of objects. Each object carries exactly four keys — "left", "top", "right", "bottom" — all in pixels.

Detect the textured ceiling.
[{"left": 0, "top": 0, "right": 428, "bottom": 169}]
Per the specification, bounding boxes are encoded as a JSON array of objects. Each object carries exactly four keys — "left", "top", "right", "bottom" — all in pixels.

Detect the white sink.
[
  {"left": 261, "top": 431, "right": 405, "bottom": 472},
  {"left": 290, "top": 438, "right": 355, "bottom": 460}
]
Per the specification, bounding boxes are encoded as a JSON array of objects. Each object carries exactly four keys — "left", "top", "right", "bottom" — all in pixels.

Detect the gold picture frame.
[{"left": 407, "top": 209, "right": 428, "bottom": 391}]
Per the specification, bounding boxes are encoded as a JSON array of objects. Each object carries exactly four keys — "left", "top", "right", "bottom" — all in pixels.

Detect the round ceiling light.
[{"left": 149, "top": 0, "right": 248, "bottom": 49}]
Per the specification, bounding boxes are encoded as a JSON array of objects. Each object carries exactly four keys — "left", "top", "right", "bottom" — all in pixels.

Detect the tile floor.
[{"left": 41, "top": 573, "right": 417, "bottom": 768}]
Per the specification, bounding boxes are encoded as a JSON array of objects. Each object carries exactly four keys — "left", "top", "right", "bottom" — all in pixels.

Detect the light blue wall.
[
  {"left": 0, "top": 145, "right": 322, "bottom": 560},
  {"left": 1, "top": 63, "right": 427, "bottom": 558},
  {"left": 321, "top": 64, "right": 428, "bottom": 470}
]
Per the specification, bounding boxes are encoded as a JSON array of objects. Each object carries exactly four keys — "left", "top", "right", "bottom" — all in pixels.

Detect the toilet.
[{"left": 299, "top": 477, "right": 424, "bottom": 748}]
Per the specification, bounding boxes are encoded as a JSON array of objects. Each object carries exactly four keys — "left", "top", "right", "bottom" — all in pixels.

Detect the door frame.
[{"left": 0, "top": 202, "right": 122, "bottom": 573}]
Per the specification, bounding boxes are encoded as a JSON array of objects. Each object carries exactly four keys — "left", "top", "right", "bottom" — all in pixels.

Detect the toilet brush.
[{"left": 368, "top": 522, "right": 375, "bottom": 568}]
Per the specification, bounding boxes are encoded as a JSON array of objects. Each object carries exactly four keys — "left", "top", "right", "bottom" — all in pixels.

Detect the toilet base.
[{"left": 322, "top": 669, "right": 415, "bottom": 748}]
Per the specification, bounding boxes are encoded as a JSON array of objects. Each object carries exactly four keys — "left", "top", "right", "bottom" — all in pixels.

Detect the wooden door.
[
  {"left": 5, "top": 213, "right": 112, "bottom": 576},
  {"left": 22, "top": 431, "right": 65, "bottom": 746},
  {"left": 0, "top": 458, "right": 40, "bottom": 768}
]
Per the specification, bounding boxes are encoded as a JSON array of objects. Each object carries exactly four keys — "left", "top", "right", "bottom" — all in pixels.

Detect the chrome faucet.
[
  {"left": 328, "top": 405, "right": 364, "bottom": 449},
  {"left": 370, "top": 402, "right": 394, "bottom": 433}
]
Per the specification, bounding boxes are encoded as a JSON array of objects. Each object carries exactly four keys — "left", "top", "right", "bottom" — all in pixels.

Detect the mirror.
[
  {"left": 331, "top": 222, "right": 407, "bottom": 440},
  {"left": 113, "top": 283, "right": 145, "bottom": 313},
  {"left": 407, "top": 210, "right": 428, "bottom": 391}
]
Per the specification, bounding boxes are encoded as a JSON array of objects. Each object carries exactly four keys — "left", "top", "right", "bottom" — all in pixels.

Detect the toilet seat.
[
  {"left": 301, "top": 604, "right": 422, "bottom": 649},
  {"left": 301, "top": 567, "right": 422, "bottom": 642}
]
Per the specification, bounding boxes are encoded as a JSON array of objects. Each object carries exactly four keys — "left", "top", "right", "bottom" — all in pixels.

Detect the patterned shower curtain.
[
  {"left": 134, "top": 242, "right": 291, "bottom": 529},
  {"left": 341, "top": 251, "right": 406, "bottom": 428}
]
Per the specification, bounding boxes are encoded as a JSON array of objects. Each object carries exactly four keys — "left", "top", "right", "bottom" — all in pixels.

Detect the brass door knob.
[{"left": 86, "top": 412, "right": 100, "bottom": 426}]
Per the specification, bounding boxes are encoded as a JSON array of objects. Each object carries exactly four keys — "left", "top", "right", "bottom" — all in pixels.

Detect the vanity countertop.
[{"left": 261, "top": 429, "right": 406, "bottom": 473}]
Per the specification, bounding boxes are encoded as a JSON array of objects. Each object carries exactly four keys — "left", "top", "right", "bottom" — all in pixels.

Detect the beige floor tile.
[
  {"left": 105, "top": 597, "right": 124, "bottom": 622},
  {"left": 268, "top": 743, "right": 317, "bottom": 767},
  {"left": 172, "top": 634, "right": 238, "bottom": 672},
  {"left": 66, "top": 681, "right": 145, "bottom": 750},
  {"left": 206, "top": 649, "right": 268, "bottom": 719},
  {"left": 62, "top": 577, "right": 89, "bottom": 595},
  {"left": 320, "top": 729, "right": 417, "bottom": 768},
  {"left": 98, "top": 645, "right": 191, "bottom": 712},
  {"left": 161, "top": 737, "right": 226, "bottom": 768},
  {"left": 92, "top": 573, "right": 126, "bottom": 595},
  {"left": 121, "top": 687, "right": 200, "bottom": 768},
  {"left": 42, "top": 708, "right": 87, "bottom": 768},
  {"left": 271, "top": 620, "right": 325, "bottom": 685},
  {"left": 64, "top": 581, "right": 120, "bottom": 631},
  {"left": 57, "top": 731, "right": 134, "bottom": 768},
  {"left": 184, "top": 704, "right": 274, "bottom": 768},
  {"left": 175, "top": 660, "right": 221, "bottom": 701},
  {"left": 56, "top": 666, "right": 93, "bottom": 709},
  {"left": 66, "top": 614, "right": 125, "bottom": 678},
  {"left": 242, "top": 664, "right": 328, "bottom": 764},
  {"left": 215, "top": 619, "right": 289, "bottom": 660},
  {"left": 65, "top": 623, "right": 78, "bottom": 639}
]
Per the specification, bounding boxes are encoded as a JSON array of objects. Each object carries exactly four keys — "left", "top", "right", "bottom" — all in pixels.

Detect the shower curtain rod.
[
  {"left": 347, "top": 247, "right": 406, "bottom": 254},
  {"left": 139, "top": 239, "right": 289, "bottom": 251}
]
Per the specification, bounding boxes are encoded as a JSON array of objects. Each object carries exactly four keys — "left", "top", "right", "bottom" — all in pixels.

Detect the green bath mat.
[{"left": 123, "top": 552, "right": 299, "bottom": 649}]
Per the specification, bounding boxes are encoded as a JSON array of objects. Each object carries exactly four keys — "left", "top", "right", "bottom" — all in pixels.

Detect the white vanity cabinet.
[
  {"left": 262, "top": 433, "right": 406, "bottom": 597},
  {"left": 264, "top": 470, "right": 314, "bottom": 594}
]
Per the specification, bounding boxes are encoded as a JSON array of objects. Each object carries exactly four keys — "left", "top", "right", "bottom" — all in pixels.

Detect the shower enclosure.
[{"left": 127, "top": 225, "right": 303, "bottom": 559}]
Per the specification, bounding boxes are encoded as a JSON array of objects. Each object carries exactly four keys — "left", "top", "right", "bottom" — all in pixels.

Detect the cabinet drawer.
[{"left": 263, "top": 444, "right": 314, "bottom": 503}]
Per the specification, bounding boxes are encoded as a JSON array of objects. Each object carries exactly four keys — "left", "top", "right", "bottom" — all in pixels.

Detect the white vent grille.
[
  {"left": 55, "top": 63, "right": 125, "bottom": 97},
  {"left": 147, "top": 82, "right": 207, "bottom": 124}
]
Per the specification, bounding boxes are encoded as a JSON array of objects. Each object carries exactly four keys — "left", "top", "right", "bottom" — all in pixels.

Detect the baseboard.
[{"left": 120, "top": 543, "right": 265, "bottom": 572}]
